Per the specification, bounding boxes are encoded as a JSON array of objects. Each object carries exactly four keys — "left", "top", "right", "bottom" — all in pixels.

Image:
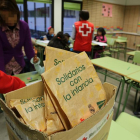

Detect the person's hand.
[
  {"left": 33, "top": 55, "right": 39, "bottom": 64},
  {"left": 43, "top": 37, "right": 47, "bottom": 40},
  {"left": 96, "top": 39, "right": 98, "bottom": 42}
]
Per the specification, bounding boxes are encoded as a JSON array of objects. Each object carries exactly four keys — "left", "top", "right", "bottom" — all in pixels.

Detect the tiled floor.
[{"left": 0, "top": 52, "right": 138, "bottom": 140}]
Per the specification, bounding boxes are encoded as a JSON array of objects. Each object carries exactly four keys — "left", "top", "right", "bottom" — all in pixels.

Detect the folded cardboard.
[{"left": 0, "top": 81, "right": 116, "bottom": 140}]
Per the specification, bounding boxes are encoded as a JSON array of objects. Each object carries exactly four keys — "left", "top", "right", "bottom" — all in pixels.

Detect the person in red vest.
[
  {"left": 0, "top": 70, "right": 26, "bottom": 94},
  {"left": 72, "top": 10, "right": 94, "bottom": 56}
]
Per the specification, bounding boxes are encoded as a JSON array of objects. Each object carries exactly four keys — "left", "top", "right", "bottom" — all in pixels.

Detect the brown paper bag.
[
  {"left": 44, "top": 91, "right": 64, "bottom": 135},
  {"left": 42, "top": 52, "right": 107, "bottom": 129},
  {"left": 10, "top": 97, "right": 33, "bottom": 108},
  {"left": 10, "top": 96, "right": 46, "bottom": 132},
  {"left": 45, "top": 46, "right": 76, "bottom": 71}
]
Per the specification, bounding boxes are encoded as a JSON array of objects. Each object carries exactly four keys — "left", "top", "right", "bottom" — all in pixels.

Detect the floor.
[{"left": 0, "top": 52, "right": 138, "bottom": 140}]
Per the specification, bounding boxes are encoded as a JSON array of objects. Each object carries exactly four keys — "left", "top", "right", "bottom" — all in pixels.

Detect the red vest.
[{"left": 74, "top": 21, "right": 94, "bottom": 52}]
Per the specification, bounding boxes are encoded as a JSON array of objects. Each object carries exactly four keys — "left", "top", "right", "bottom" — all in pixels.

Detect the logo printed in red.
[{"left": 82, "top": 137, "right": 87, "bottom": 140}]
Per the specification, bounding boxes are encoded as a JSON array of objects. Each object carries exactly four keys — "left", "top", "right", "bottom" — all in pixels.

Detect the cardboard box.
[{"left": 0, "top": 81, "right": 116, "bottom": 140}]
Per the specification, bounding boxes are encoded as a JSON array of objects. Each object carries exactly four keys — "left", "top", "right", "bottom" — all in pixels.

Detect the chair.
[
  {"left": 118, "top": 36, "right": 127, "bottom": 40},
  {"left": 116, "top": 112, "right": 140, "bottom": 139},
  {"left": 108, "top": 120, "right": 140, "bottom": 140},
  {"left": 116, "top": 36, "right": 128, "bottom": 60},
  {"left": 105, "top": 34, "right": 112, "bottom": 38},
  {"left": 107, "top": 38, "right": 120, "bottom": 58},
  {"left": 100, "top": 38, "right": 112, "bottom": 57},
  {"left": 136, "top": 44, "right": 140, "bottom": 51}
]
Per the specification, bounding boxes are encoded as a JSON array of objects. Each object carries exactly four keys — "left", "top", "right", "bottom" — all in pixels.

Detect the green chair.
[
  {"left": 116, "top": 36, "right": 128, "bottom": 61},
  {"left": 107, "top": 38, "right": 120, "bottom": 58},
  {"left": 118, "top": 36, "right": 127, "bottom": 40},
  {"left": 136, "top": 44, "right": 140, "bottom": 51},
  {"left": 105, "top": 34, "right": 113, "bottom": 38},
  {"left": 108, "top": 121, "right": 140, "bottom": 140},
  {"left": 116, "top": 112, "right": 140, "bottom": 139}
]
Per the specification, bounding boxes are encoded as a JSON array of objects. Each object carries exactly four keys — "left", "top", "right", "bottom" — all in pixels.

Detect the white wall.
[{"left": 54, "top": 0, "right": 62, "bottom": 34}]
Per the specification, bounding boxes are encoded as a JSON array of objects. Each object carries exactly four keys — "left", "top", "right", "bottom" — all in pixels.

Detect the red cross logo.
[
  {"left": 82, "top": 137, "right": 87, "bottom": 140},
  {"left": 79, "top": 23, "right": 91, "bottom": 36}
]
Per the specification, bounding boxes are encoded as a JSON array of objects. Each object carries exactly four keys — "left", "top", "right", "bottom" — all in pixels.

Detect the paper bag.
[
  {"left": 44, "top": 91, "right": 64, "bottom": 135},
  {"left": 45, "top": 47, "right": 76, "bottom": 71},
  {"left": 42, "top": 52, "right": 107, "bottom": 129},
  {"left": 10, "top": 96, "right": 46, "bottom": 132}
]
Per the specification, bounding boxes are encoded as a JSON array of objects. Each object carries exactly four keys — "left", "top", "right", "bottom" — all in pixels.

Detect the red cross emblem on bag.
[
  {"left": 79, "top": 23, "right": 91, "bottom": 36},
  {"left": 82, "top": 137, "right": 87, "bottom": 140}
]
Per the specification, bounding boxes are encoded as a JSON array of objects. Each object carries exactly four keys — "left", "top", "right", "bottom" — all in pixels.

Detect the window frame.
[
  {"left": 62, "top": 0, "right": 83, "bottom": 32},
  {"left": 17, "top": 0, "right": 54, "bottom": 33}
]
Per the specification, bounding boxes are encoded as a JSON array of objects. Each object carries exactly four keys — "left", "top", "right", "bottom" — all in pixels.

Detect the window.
[
  {"left": 63, "top": 2, "right": 82, "bottom": 35},
  {"left": 17, "top": 3, "right": 24, "bottom": 20},
  {"left": 27, "top": 1, "right": 52, "bottom": 38}
]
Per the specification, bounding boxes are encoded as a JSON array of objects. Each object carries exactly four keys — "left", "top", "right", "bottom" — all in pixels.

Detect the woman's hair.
[
  {"left": 64, "top": 33, "right": 70, "bottom": 38},
  {"left": 0, "top": 0, "right": 20, "bottom": 26},
  {"left": 97, "top": 27, "right": 106, "bottom": 36},
  {"left": 48, "top": 32, "right": 69, "bottom": 51},
  {"left": 79, "top": 10, "right": 89, "bottom": 20}
]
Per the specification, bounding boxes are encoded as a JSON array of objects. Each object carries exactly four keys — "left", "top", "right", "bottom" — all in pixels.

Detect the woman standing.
[
  {"left": 0, "top": 0, "right": 34, "bottom": 75},
  {"left": 72, "top": 10, "right": 94, "bottom": 56}
]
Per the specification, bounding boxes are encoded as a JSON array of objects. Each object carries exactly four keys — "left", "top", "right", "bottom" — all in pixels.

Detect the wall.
[
  {"left": 95, "top": 0, "right": 126, "bottom": 5},
  {"left": 83, "top": 0, "right": 125, "bottom": 31},
  {"left": 126, "top": 0, "right": 140, "bottom": 5},
  {"left": 123, "top": 6, "right": 140, "bottom": 49},
  {"left": 83, "top": 0, "right": 140, "bottom": 49},
  {"left": 94, "top": 0, "right": 140, "bottom": 5},
  {"left": 123, "top": 6, "right": 140, "bottom": 33}
]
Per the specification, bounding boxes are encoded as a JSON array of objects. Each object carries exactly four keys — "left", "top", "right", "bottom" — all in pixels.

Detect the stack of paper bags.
[
  {"left": 42, "top": 47, "right": 107, "bottom": 130},
  {"left": 9, "top": 47, "right": 107, "bottom": 135}
]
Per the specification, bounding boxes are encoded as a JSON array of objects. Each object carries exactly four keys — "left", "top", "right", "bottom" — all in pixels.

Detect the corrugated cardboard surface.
[
  {"left": 7, "top": 124, "right": 21, "bottom": 140},
  {"left": 0, "top": 82, "right": 116, "bottom": 140}
]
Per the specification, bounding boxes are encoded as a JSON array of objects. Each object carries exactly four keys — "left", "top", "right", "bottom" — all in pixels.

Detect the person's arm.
[
  {"left": 94, "top": 36, "right": 97, "bottom": 41},
  {"left": 24, "top": 24, "right": 35, "bottom": 60},
  {"left": 0, "top": 41, "right": 5, "bottom": 72},
  {"left": 0, "top": 70, "right": 26, "bottom": 94},
  {"left": 30, "top": 58, "right": 45, "bottom": 75},
  {"left": 71, "top": 25, "right": 76, "bottom": 40}
]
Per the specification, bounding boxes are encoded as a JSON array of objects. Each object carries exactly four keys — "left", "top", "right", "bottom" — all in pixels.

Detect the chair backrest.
[
  {"left": 118, "top": 36, "right": 127, "bottom": 40},
  {"left": 133, "top": 52, "right": 140, "bottom": 64},
  {"left": 106, "top": 34, "right": 112, "bottom": 38},
  {"left": 107, "top": 38, "right": 116, "bottom": 47}
]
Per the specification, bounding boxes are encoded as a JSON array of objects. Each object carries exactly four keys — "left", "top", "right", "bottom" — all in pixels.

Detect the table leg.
[
  {"left": 104, "top": 70, "right": 107, "bottom": 82},
  {"left": 127, "top": 55, "right": 133, "bottom": 62},
  {"left": 124, "top": 42, "right": 127, "bottom": 61},
  {"left": 115, "top": 81, "right": 122, "bottom": 101},
  {"left": 122, "top": 82, "right": 132, "bottom": 112},
  {"left": 134, "top": 89, "right": 139, "bottom": 110},
  {"left": 115, "top": 77, "right": 125, "bottom": 120}
]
